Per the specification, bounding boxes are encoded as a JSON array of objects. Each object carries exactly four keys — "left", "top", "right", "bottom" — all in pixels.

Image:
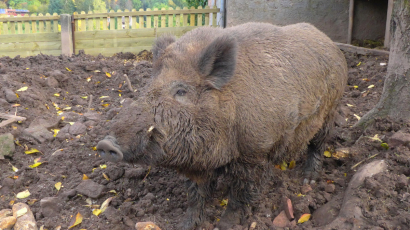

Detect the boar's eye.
[{"left": 176, "top": 89, "right": 187, "bottom": 96}]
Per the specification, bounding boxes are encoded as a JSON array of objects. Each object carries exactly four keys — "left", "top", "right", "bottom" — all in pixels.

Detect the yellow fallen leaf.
[
  {"left": 82, "top": 174, "right": 89, "bottom": 180},
  {"left": 29, "top": 162, "right": 42, "bottom": 168},
  {"left": 297, "top": 193, "right": 305, "bottom": 197},
  {"left": 16, "top": 190, "right": 30, "bottom": 199},
  {"left": 381, "top": 143, "right": 389, "bottom": 150},
  {"left": 324, "top": 151, "right": 332, "bottom": 158},
  {"left": 54, "top": 93, "right": 60, "bottom": 97},
  {"left": 103, "top": 173, "right": 110, "bottom": 181},
  {"left": 99, "top": 96, "right": 109, "bottom": 98},
  {"left": 92, "top": 168, "right": 97, "bottom": 172},
  {"left": 15, "top": 207, "right": 28, "bottom": 217},
  {"left": 94, "top": 70, "right": 101, "bottom": 72},
  {"left": 16, "top": 86, "right": 28, "bottom": 91},
  {"left": 27, "top": 199, "right": 38, "bottom": 205},
  {"left": 66, "top": 67, "right": 72, "bottom": 71},
  {"left": 298, "top": 213, "right": 311, "bottom": 224},
  {"left": 25, "top": 148, "right": 41, "bottom": 154},
  {"left": 220, "top": 199, "right": 228, "bottom": 207},
  {"left": 57, "top": 111, "right": 63, "bottom": 115},
  {"left": 100, "top": 164, "right": 107, "bottom": 169},
  {"left": 86, "top": 76, "right": 92, "bottom": 82},
  {"left": 9, "top": 200, "right": 15, "bottom": 205},
  {"left": 68, "top": 212, "right": 83, "bottom": 229},
  {"left": 109, "top": 190, "right": 117, "bottom": 194},
  {"left": 55, "top": 182, "right": 62, "bottom": 191},
  {"left": 353, "top": 85, "right": 358, "bottom": 89},
  {"left": 368, "top": 85, "right": 375, "bottom": 88},
  {"left": 100, "top": 197, "right": 114, "bottom": 212},
  {"left": 356, "top": 62, "right": 361, "bottom": 66},
  {"left": 11, "top": 165, "right": 18, "bottom": 172},
  {"left": 12, "top": 104, "right": 21, "bottom": 107},
  {"left": 53, "top": 129, "right": 60, "bottom": 137},
  {"left": 92, "top": 209, "right": 102, "bottom": 216},
  {"left": 119, "top": 94, "right": 121, "bottom": 97},
  {"left": 353, "top": 114, "right": 361, "bottom": 120},
  {"left": 16, "top": 93, "right": 19, "bottom": 98},
  {"left": 280, "top": 161, "right": 287, "bottom": 171},
  {"left": 63, "top": 107, "right": 71, "bottom": 110},
  {"left": 288, "top": 160, "right": 295, "bottom": 170},
  {"left": 61, "top": 116, "right": 65, "bottom": 121},
  {"left": 81, "top": 96, "right": 88, "bottom": 99},
  {"left": 34, "top": 157, "right": 41, "bottom": 163},
  {"left": 346, "top": 103, "right": 354, "bottom": 107},
  {"left": 102, "top": 103, "right": 110, "bottom": 107},
  {"left": 369, "top": 134, "right": 382, "bottom": 142},
  {"left": 106, "top": 72, "right": 111, "bottom": 78}
]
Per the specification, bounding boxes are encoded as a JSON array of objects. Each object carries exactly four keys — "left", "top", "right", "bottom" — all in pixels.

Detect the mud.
[{"left": 0, "top": 50, "right": 409, "bottom": 230}]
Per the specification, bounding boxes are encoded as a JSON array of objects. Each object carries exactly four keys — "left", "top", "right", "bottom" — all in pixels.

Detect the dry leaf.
[
  {"left": 103, "top": 173, "right": 110, "bottom": 181},
  {"left": 356, "top": 62, "right": 361, "bottom": 66},
  {"left": 288, "top": 160, "right": 295, "bottom": 170},
  {"left": 324, "top": 151, "right": 332, "bottom": 158},
  {"left": 105, "top": 72, "right": 111, "bottom": 78},
  {"left": 99, "top": 96, "right": 109, "bottom": 98},
  {"left": 29, "top": 162, "right": 42, "bottom": 168},
  {"left": 34, "top": 157, "right": 41, "bottom": 163},
  {"left": 353, "top": 114, "right": 361, "bottom": 120},
  {"left": 81, "top": 96, "right": 88, "bottom": 99},
  {"left": 346, "top": 103, "right": 354, "bottom": 107},
  {"left": 68, "top": 212, "right": 83, "bottom": 229},
  {"left": 109, "top": 190, "right": 117, "bottom": 194},
  {"left": 298, "top": 213, "right": 311, "bottom": 224},
  {"left": 66, "top": 67, "right": 72, "bottom": 71},
  {"left": 16, "top": 86, "right": 28, "bottom": 91},
  {"left": 368, "top": 85, "right": 375, "bottom": 88},
  {"left": 27, "top": 199, "right": 38, "bottom": 205},
  {"left": 54, "top": 93, "right": 60, "bottom": 97},
  {"left": 63, "top": 107, "right": 71, "bottom": 110},
  {"left": 55, "top": 182, "right": 62, "bottom": 191},
  {"left": 101, "top": 103, "right": 110, "bottom": 107},
  {"left": 86, "top": 76, "right": 92, "bottom": 82},
  {"left": 15, "top": 207, "right": 28, "bottom": 217},
  {"left": 16, "top": 190, "right": 30, "bottom": 199},
  {"left": 11, "top": 165, "right": 18, "bottom": 172},
  {"left": 100, "top": 197, "right": 114, "bottom": 212},
  {"left": 220, "top": 199, "right": 228, "bottom": 207},
  {"left": 92, "top": 209, "right": 102, "bottom": 216},
  {"left": 353, "top": 85, "right": 358, "bottom": 89},
  {"left": 280, "top": 161, "right": 287, "bottom": 171},
  {"left": 100, "top": 164, "right": 107, "bottom": 169},
  {"left": 53, "top": 129, "right": 60, "bottom": 137},
  {"left": 381, "top": 143, "right": 389, "bottom": 150},
  {"left": 25, "top": 148, "right": 41, "bottom": 154},
  {"left": 369, "top": 134, "right": 382, "bottom": 142},
  {"left": 82, "top": 174, "right": 89, "bottom": 180},
  {"left": 12, "top": 104, "right": 21, "bottom": 107}
]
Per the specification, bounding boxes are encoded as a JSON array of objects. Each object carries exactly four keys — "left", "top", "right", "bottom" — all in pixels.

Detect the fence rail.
[{"left": 0, "top": 6, "right": 221, "bottom": 58}]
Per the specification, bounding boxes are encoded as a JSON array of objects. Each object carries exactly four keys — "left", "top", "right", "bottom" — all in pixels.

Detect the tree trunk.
[{"left": 356, "top": 0, "right": 410, "bottom": 127}]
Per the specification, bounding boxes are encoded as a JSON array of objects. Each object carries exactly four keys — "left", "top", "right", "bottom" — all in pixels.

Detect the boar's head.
[{"left": 97, "top": 31, "right": 239, "bottom": 173}]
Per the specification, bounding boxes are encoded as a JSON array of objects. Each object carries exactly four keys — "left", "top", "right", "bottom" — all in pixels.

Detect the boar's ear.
[
  {"left": 152, "top": 34, "right": 176, "bottom": 61},
  {"left": 198, "top": 35, "right": 237, "bottom": 90}
]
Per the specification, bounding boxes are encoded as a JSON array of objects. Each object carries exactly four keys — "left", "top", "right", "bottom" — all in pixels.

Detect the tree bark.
[{"left": 356, "top": 0, "right": 410, "bottom": 127}]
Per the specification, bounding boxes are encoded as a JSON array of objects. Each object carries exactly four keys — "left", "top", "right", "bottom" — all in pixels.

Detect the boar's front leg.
[{"left": 179, "top": 179, "right": 215, "bottom": 230}]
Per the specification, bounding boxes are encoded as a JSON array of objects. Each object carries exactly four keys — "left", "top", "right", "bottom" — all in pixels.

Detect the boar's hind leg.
[
  {"left": 304, "top": 119, "right": 332, "bottom": 184},
  {"left": 179, "top": 179, "right": 215, "bottom": 230}
]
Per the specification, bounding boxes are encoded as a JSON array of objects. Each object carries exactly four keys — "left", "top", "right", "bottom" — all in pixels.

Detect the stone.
[
  {"left": 0, "top": 98, "right": 9, "bottom": 108},
  {"left": 282, "top": 197, "right": 294, "bottom": 220},
  {"left": 23, "top": 126, "right": 53, "bottom": 143},
  {"left": 135, "top": 221, "right": 162, "bottom": 230},
  {"left": 301, "top": 184, "right": 312, "bottom": 194},
  {"left": 69, "top": 122, "right": 87, "bottom": 135},
  {"left": 0, "top": 133, "right": 15, "bottom": 159},
  {"left": 0, "top": 216, "right": 17, "bottom": 230},
  {"left": 84, "top": 112, "right": 101, "bottom": 121},
  {"left": 28, "top": 117, "right": 60, "bottom": 129},
  {"left": 12, "top": 203, "right": 37, "bottom": 230},
  {"left": 396, "top": 174, "right": 409, "bottom": 189},
  {"left": 76, "top": 180, "right": 105, "bottom": 198},
  {"left": 40, "top": 197, "right": 62, "bottom": 217},
  {"left": 272, "top": 211, "right": 291, "bottom": 228},
  {"left": 389, "top": 131, "right": 410, "bottom": 147},
  {"left": 3, "top": 88, "right": 17, "bottom": 103},
  {"left": 103, "top": 206, "right": 122, "bottom": 224},
  {"left": 46, "top": 76, "right": 59, "bottom": 88},
  {"left": 325, "top": 183, "right": 336, "bottom": 193}
]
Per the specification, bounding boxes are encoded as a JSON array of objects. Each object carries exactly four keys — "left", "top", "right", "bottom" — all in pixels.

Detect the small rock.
[
  {"left": 0, "top": 133, "right": 15, "bottom": 159},
  {"left": 46, "top": 76, "right": 59, "bottom": 88},
  {"left": 0, "top": 209, "right": 12, "bottom": 219},
  {"left": 272, "top": 211, "right": 291, "bottom": 228},
  {"left": 389, "top": 131, "right": 410, "bottom": 147},
  {"left": 60, "top": 189, "right": 77, "bottom": 200},
  {"left": 103, "top": 206, "right": 122, "bottom": 224},
  {"left": 325, "top": 184, "right": 336, "bottom": 193},
  {"left": 0, "top": 216, "right": 17, "bottom": 229},
  {"left": 23, "top": 126, "right": 53, "bottom": 143},
  {"left": 282, "top": 197, "right": 294, "bottom": 220},
  {"left": 135, "top": 221, "right": 161, "bottom": 230},
  {"left": 76, "top": 180, "right": 105, "bottom": 198},
  {"left": 301, "top": 184, "right": 312, "bottom": 194},
  {"left": 3, "top": 88, "right": 17, "bottom": 103},
  {"left": 396, "top": 174, "right": 409, "bottom": 189},
  {"left": 84, "top": 112, "right": 101, "bottom": 121},
  {"left": 29, "top": 117, "right": 60, "bottom": 129},
  {"left": 40, "top": 197, "right": 62, "bottom": 217},
  {"left": 0, "top": 98, "right": 9, "bottom": 109},
  {"left": 55, "top": 124, "right": 71, "bottom": 140},
  {"left": 323, "top": 192, "right": 332, "bottom": 202},
  {"left": 69, "top": 122, "right": 87, "bottom": 135},
  {"left": 12, "top": 203, "right": 37, "bottom": 230},
  {"left": 124, "top": 168, "right": 147, "bottom": 179}
]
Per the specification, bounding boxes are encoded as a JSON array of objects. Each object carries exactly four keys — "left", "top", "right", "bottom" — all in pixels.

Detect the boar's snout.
[{"left": 96, "top": 136, "right": 123, "bottom": 162}]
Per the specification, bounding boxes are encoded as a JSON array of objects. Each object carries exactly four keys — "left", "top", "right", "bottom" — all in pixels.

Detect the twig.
[
  {"left": 87, "top": 95, "right": 93, "bottom": 111},
  {"left": 350, "top": 153, "right": 380, "bottom": 170},
  {"left": 0, "top": 113, "right": 26, "bottom": 128},
  {"left": 124, "top": 74, "right": 134, "bottom": 92}
]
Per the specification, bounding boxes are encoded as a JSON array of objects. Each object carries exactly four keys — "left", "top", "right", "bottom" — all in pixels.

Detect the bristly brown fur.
[{"left": 106, "top": 22, "right": 348, "bottom": 229}]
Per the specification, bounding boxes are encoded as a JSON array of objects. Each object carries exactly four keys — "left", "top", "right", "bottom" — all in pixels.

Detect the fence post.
[{"left": 61, "top": 14, "right": 73, "bottom": 56}]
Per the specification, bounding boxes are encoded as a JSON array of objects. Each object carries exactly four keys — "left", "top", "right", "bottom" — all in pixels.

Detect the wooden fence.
[
  {"left": 0, "top": 13, "right": 61, "bottom": 57},
  {"left": 0, "top": 6, "right": 220, "bottom": 58}
]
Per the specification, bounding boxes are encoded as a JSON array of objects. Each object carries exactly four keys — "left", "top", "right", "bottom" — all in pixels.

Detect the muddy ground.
[{"left": 0, "top": 50, "right": 409, "bottom": 230}]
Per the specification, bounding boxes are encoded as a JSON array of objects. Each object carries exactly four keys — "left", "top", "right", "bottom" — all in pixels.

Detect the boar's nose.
[{"left": 96, "top": 138, "right": 123, "bottom": 162}]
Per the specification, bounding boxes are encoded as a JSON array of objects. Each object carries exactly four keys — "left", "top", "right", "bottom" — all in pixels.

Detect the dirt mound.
[{"left": 1, "top": 51, "right": 409, "bottom": 230}]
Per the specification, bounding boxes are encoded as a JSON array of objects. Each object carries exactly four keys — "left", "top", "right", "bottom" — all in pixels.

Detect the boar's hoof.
[{"left": 96, "top": 138, "right": 123, "bottom": 162}]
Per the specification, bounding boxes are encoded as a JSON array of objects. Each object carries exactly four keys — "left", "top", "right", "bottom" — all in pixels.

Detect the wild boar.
[{"left": 96, "top": 22, "right": 348, "bottom": 229}]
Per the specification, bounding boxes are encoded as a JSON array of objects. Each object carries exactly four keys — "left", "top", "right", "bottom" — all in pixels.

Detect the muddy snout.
[{"left": 96, "top": 136, "right": 123, "bottom": 162}]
